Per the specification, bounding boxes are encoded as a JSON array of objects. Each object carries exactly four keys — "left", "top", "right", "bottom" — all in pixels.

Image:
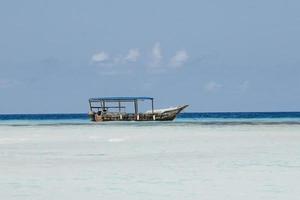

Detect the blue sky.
[{"left": 0, "top": 0, "right": 300, "bottom": 113}]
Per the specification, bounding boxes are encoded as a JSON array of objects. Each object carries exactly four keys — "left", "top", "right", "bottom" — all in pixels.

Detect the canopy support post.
[
  {"left": 89, "top": 100, "right": 92, "bottom": 111},
  {"left": 134, "top": 100, "right": 138, "bottom": 115},
  {"left": 102, "top": 101, "right": 106, "bottom": 111},
  {"left": 151, "top": 99, "right": 154, "bottom": 113}
]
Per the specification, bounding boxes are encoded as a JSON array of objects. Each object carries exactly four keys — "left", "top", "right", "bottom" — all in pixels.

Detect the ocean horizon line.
[{"left": 1, "top": 111, "right": 300, "bottom": 115}]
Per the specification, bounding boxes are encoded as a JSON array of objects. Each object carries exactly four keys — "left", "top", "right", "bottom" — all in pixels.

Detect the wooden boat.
[{"left": 88, "top": 97, "right": 188, "bottom": 122}]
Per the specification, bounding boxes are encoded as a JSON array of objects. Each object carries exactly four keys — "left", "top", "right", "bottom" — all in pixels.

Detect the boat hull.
[{"left": 89, "top": 105, "right": 188, "bottom": 122}]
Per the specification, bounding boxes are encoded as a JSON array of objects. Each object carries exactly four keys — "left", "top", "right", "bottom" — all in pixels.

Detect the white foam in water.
[{"left": 0, "top": 124, "right": 300, "bottom": 200}]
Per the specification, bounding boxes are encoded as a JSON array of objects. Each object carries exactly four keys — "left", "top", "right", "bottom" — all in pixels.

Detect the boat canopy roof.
[{"left": 89, "top": 97, "right": 154, "bottom": 102}]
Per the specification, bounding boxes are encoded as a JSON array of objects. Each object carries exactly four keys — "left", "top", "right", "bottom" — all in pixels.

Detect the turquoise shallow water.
[{"left": 0, "top": 122, "right": 300, "bottom": 200}]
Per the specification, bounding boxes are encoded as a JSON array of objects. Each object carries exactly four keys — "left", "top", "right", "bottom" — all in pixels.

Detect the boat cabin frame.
[{"left": 89, "top": 96, "right": 154, "bottom": 115}]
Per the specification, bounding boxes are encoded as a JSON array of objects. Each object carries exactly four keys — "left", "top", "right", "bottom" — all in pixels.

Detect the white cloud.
[
  {"left": 90, "top": 44, "right": 190, "bottom": 74},
  {"left": 125, "top": 48, "right": 140, "bottom": 62},
  {"left": 150, "top": 42, "right": 162, "bottom": 67},
  {"left": 91, "top": 51, "right": 110, "bottom": 63},
  {"left": 169, "top": 50, "right": 189, "bottom": 68},
  {"left": 91, "top": 49, "right": 140, "bottom": 67},
  {"left": 204, "top": 81, "right": 222, "bottom": 92}
]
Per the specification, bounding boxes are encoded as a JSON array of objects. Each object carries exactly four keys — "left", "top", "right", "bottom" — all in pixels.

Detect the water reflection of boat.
[{"left": 88, "top": 97, "right": 188, "bottom": 122}]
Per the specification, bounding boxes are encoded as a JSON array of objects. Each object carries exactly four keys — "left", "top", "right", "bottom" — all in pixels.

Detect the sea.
[{"left": 1, "top": 112, "right": 300, "bottom": 200}]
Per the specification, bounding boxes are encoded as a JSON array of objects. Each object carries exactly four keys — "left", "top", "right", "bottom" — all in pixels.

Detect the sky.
[{"left": 0, "top": 0, "right": 300, "bottom": 113}]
